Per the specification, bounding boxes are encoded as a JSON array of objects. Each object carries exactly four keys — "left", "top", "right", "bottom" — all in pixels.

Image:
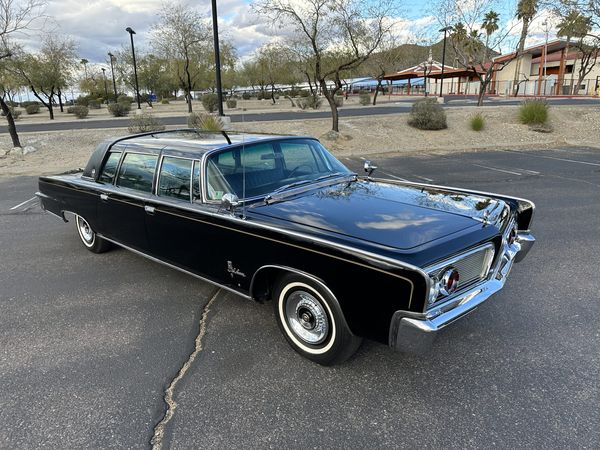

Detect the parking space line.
[
  {"left": 499, "top": 149, "right": 600, "bottom": 167},
  {"left": 471, "top": 164, "right": 522, "bottom": 176},
  {"left": 413, "top": 174, "right": 434, "bottom": 182},
  {"left": 380, "top": 170, "right": 408, "bottom": 181},
  {"left": 10, "top": 197, "right": 36, "bottom": 210}
]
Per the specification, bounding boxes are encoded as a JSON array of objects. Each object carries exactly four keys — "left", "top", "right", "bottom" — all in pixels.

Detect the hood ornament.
[{"left": 364, "top": 160, "right": 378, "bottom": 180}]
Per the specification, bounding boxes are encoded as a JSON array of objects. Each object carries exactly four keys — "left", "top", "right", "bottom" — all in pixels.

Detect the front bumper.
[{"left": 389, "top": 232, "right": 535, "bottom": 354}]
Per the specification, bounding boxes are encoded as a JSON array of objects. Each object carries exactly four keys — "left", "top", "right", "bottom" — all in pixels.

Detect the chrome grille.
[{"left": 426, "top": 243, "right": 496, "bottom": 306}]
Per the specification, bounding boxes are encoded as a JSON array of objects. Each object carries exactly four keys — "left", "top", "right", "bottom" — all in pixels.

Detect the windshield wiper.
[{"left": 265, "top": 172, "right": 356, "bottom": 202}]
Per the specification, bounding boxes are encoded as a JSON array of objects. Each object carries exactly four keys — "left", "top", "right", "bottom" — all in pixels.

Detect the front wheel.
[
  {"left": 75, "top": 215, "right": 112, "bottom": 253},
  {"left": 273, "top": 274, "right": 362, "bottom": 365}
]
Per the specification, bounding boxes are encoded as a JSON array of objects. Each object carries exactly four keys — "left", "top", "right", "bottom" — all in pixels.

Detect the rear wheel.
[
  {"left": 75, "top": 215, "right": 112, "bottom": 253},
  {"left": 273, "top": 273, "right": 362, "bottom": 365}
]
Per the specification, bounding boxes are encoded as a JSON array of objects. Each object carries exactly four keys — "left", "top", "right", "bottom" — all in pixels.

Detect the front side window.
[
  {"left": 116, "top": 153, "right": 158, "bottom": 193},
  {"left": 205, "top": 139, "right": 351, "bottom": 200},
  {"left": 158, "top": 157, "right": 193, "bottom": 201},
  {"left": 98, "top": 151, "right": 122, "bottom": 184}
]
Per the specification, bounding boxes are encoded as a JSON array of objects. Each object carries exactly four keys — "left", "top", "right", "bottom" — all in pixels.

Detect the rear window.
[
  {"left": 116, "top": 153, "right": 158, "bottom": 193},
  {"left": 158, "top": 157, "right": 193, "bottom": 201},
  {"left": 98, "top": 152, "right": 122, "bottom": 184}
]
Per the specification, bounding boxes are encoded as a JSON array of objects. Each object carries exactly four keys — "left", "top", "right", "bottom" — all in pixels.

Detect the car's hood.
[{"left": 250, "top": 180, "right": 505, "bottom": 250}]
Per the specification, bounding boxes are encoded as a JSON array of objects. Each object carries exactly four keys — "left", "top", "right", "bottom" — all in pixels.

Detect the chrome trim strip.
[{"left": 98, "top": 234, "right": 252, "bottom": 300}]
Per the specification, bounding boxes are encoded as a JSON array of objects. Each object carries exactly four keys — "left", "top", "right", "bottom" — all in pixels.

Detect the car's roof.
[{"left": 112, "top": 129, "right": 315, "bottom": 157}]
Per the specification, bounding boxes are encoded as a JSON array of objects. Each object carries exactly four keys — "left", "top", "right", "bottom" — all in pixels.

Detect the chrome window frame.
[
  {"left": 115, "top": 150, "right": 160, "bottom": 193},
  {"left": 155, "top": 154, "right": 199, "bottom": 203}
]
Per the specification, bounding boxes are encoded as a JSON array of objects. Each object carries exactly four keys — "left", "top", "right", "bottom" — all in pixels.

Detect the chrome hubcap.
[
  {"left": 285, "top": 290, "right": 329, "bottom": 345},
  {"left": 78, "top": 217, "right": 94, "bottom": 243}
]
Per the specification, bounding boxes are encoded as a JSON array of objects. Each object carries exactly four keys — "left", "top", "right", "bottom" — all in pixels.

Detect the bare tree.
[
  {"left": 0, "top": 0, "right": 46, "bottom": 147},
  {"left": 151, "top": 3, "right": 211, "bottom": 113},
  {"left": 253, "top": 0, "right": 396, "bottom": 132},
  {"left": 364, "top": 36, "right": 406, "bottom": 105}
]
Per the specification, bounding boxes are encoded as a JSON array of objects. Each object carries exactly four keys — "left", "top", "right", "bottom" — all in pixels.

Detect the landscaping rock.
[
  {"left": 529, "top": 123, "right": 553, "bottom": 133},
  {"left": 22, "top": 146, "right": 38, "bottom": 155}
]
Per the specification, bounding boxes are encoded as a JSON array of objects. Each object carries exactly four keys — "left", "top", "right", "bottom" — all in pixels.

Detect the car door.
[
  {"left": 97, "top": 151, "right": 159, "bottom": 251},
  {"left": 145, "top": 156, "right": 203, "bottom": 269}
]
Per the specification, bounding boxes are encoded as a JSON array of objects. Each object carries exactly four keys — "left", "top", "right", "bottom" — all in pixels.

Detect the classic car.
[{"left": 37, "top": 129, "right": 535, "bottom": 365}]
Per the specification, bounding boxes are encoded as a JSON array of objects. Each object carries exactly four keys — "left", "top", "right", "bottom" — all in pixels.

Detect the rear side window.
[
  {"left": 98, "top": 152, "right": 122, "bottom": 184},
  {"left": 158, "top": 157, "right": 193, "bottom": 201},
  {"left": 116, "top": 153, "right": 158, "bottom": 193}
]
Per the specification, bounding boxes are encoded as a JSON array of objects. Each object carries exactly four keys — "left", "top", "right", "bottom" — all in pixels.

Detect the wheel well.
[{"left": 249, "top": 267, "right": 289, "bottom": 303}]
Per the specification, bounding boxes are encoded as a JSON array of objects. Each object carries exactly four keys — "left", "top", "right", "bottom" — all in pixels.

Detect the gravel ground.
[{"left": 1, "top": 105, "right": 599, "bottom": 178}]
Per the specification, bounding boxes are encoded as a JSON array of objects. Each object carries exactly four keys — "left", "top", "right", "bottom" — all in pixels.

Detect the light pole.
[
  {"left": 439, "top": 26, "right": 452, "bottom": 97},
  {"left": 108, "top": 52, "right": 118, "bottom": 99},
  {"left": 101, "top": 68, "right": 109, "bottom": 104},
  {"left": 543, "top": 19, "right": 550, "bottom": 95},
  {"left": 210, "top": 0, "right": 225, "bottom": 116},
  {"left": 125, "top": 27, "right": 141, "bottom": 110}
]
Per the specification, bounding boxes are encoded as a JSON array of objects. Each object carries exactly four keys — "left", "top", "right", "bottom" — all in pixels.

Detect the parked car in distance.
[{"left": 37, "top": 129, "right": 535, "bottom": 365}]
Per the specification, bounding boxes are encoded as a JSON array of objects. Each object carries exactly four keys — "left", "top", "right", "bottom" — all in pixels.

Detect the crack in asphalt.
[{"left": 150, "top": 288, "right": 221, "bottom": 450}]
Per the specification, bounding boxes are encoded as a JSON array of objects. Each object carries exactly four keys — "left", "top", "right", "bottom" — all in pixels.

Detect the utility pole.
[
  {"left": 210, "top": 0, "right": 225, "bottom": 116},
  {"left": 126, "top": 27, "right": 141, "bottom": 109}
]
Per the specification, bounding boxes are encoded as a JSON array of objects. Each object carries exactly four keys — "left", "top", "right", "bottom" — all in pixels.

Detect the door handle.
[
  {"left": 144, "top": 205, "right": 155, "bottom": 215},
  {"left": 100, "top": 193, "right": 108, "bottom": 201}
]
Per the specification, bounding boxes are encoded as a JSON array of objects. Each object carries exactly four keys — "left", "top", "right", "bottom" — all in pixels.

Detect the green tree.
[
  {"left": 15, "top": 35, "right": 76, "bottom": 119},
  {"left": 0, "top": 0, "right": 46, "bottom": 147}
]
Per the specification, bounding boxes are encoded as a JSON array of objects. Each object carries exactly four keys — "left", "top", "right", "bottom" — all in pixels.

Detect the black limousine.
[{"left": 37, "top": 129, "right": 535, "bottom": 365}]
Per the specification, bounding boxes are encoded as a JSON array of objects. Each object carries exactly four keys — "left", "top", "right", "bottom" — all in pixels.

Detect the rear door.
[{"left": 97, "top": 151, "right": 159, "bottom": 251}]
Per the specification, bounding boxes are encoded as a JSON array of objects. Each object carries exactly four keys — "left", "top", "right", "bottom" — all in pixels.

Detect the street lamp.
[
  {"left": 542, "top": 19, "right": 550, "bottom": 95},
  {"left": 108, "top": 52, "right": 118, "bottom": 99},
  {"left": 439, "top": 26, "right": 453, "bottom": 97},
  {"left": 101, "top": 68, "right": 109, "bottom": 105},
  {"left": 125, "top": 27, "right": 141, "bottom": 110},
  {"left": 210, "top": 0, "right": 225, "bottom": 116}
]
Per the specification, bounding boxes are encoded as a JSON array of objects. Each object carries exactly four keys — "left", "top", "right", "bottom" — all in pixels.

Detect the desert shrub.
[
  {"left": 201, "top": 93, "right": 219, "bottom": 113},
  {"left": 108, "top": 102, "right": 131, "bottom": 117},
  {"left": 20, "top": 101, "right": 40, "bottom": 108},
  {"left": 359, "top": 91, "right": 371, "bottom": 106},
  {"left": 88, "top": 100, "right": 100, "bottom": 109},
  {"left": 242, "top": 92, "right": 251, "bottom": 100},
  {"left": 71, "top": 105, "right": 89, "bottom": 119},
  {"left": 160, "top": 98, "right": 170, "bottom": 104},
  {"left": 299, "top": 90, "right": 310, "bottom": 98},
  {"left": 127, "top": 112, "right": 165, "bottom": 133},
  {"left": 2, "top": 107, "right": 21, "bottom": 120},
  {"left": 25, "top": 104, "right": 40, "bottom": 114},
  {"left": 407, "top": 98, "right": 447, "bottom": 130},
  {"left": 6, "top": 100, "right": 18, "bottom": 107},
  {"left": 75, "top": 96, "right": 89, "bottom": 106},
  {"left": 297, "top": 96, "right": 323, "bottom": 110},
  {"left": 117, "top": 95, "right": 133, "bottom": 105},
  {"left": 226, "top": 98, "right": 237, "bottom": 109},
  {"left": 470, "top": 113, "right": 485, "bottom": 131},
  {"left": 66, "top": 106, "right": 75, "bottom": 114},
  {"left": 519, "top": 99, "right": 548, "bottom": 125},
  {"left": 187, "top": 112, "right": 224, "bottom": 131},
  {"left": 334, "top": 96, "right": 344, "bottom": 107}
]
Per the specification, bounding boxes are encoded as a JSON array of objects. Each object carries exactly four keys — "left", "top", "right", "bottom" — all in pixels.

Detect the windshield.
[{"left": 205, "top": 139, "right": 351, "bottom": 200}]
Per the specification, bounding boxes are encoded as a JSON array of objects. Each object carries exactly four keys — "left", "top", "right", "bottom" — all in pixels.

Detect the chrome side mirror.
[
  {"left": 221, "top": 193, "right": 240, "bottom": 212},
  {"left": 364, "top": 160, "right": 378, "bottom": 178}
]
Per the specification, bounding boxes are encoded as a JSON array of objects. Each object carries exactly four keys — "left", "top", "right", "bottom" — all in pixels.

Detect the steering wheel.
[{"left": 288, "top": 164, "right": 315, "bottom": 178}]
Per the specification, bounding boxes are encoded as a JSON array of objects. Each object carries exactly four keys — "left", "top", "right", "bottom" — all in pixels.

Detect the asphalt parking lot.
[{"left": 1, "top": 146, "right": 599, "bottom": 448}]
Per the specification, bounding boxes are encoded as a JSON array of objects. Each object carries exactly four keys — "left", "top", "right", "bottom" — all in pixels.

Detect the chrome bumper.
[{"left": 389, "top": 232, "right": 535, "bottom": 354}]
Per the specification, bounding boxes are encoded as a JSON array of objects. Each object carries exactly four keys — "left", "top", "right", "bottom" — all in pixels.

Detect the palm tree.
[
  {"left": 482, "top": 11, "right": 500, "bottom": 61},
  {"left": 80, "top": 58, "right": 88, "bottom": 79},
  {"left": 512, "top": 0, "right": 538, "bottom": 96}
]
